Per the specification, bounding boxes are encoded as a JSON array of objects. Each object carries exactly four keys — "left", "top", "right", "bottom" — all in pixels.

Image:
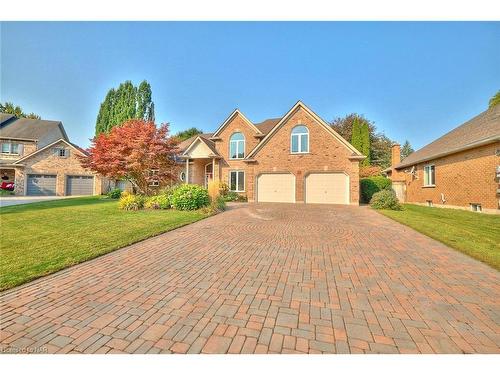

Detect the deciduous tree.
[
  {"left": 175, "top": 127, "right": 204, "bottom": 141},
  {"left": 81, "top": 119, "right": 179, "bottom": 195},
  {"left": 0, "top": 102, "right": 41, "bottom": 119},
  {"left": 489, "top": 90, "right": 500, "bottom": 108}
]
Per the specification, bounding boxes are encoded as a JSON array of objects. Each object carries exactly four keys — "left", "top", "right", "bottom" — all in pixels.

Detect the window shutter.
[
  {"left": 53, "top": 148, "right": 59, "bottom": 156},
  {"left": 18, "top": 144, "right": 24, "bottom": 156},
  {"left": 66, "top": 149, "right": 70, "bottom": 158}
]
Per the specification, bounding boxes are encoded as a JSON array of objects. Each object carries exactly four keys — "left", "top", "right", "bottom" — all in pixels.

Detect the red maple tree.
[{"left": 80, "top": 119, "right": 179, "bottom": 195}]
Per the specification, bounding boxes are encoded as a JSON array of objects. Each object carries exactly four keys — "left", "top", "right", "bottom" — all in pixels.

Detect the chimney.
[{"left": 391, "top": 144, "right": 401, "bottom": 167}]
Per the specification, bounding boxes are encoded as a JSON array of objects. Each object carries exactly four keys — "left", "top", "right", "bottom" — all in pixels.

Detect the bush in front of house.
[
  {"left": 119, "top": 192, "right": 146, "bottom": 210},
  {"left": 144, "top": 193, "right": 171, "bottom": 209},
  {"left": 360, "top": 176, "right": 392, "bottom": 203},
  {"left": 202, "top": 195, "right": 227, "bottom": 215},
  {"left": 170, "top": 184, "right": 210, "bottom": 211},
  {"left": 222, "top": 191, "right": 248, "bottom": 202},
  {"left": 370, "top": 189, "right": 402, "bottom": 210},
  {"left": 107, "top": 188, "right": 122, "bottom": 199}
]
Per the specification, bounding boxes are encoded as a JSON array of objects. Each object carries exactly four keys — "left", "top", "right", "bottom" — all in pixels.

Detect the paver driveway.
[{"left": 1, "top": 204, "right": 499, "bottom": 354}]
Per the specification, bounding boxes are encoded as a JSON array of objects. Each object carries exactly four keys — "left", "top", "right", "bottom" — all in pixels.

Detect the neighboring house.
[
  {"left": 386, "top": 105, "right": 500, "bottom": 214},
  {"left": 0, "top": 113, "right": 102, "bottom": 196},
  {"left": 178, "top": 101, "right": 365, "bottom": 204}
]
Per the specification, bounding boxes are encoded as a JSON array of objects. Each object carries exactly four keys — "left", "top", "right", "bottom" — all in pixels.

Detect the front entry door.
[{"left": 205, "top": 162, "right": 213, "bottom": 188}]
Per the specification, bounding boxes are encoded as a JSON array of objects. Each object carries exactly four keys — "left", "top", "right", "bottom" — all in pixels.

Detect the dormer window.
[
  {"left": 53, "top": 147, "right": 68, "bottom": 158},
  {"left": 229, "top": 132, "right": 245, "bottom": 159},
  {"left": 1, "top": 142, "right": 20, "bottom": 154},
  {"left": 291, "top": 125, "right": 309, "bottom": 153}
]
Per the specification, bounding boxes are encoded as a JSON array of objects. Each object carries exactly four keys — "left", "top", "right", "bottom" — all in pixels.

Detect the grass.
[
  {"left": 0, "top": 196, "right": 209, "bottom": 291},
  {"left": 378, "top": 204, "right": 500, "bottom": 270}
]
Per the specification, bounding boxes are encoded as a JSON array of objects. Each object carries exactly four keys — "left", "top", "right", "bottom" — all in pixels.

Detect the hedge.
[{"left": 360, "top": 176, "right": 392, "bottom": 203}]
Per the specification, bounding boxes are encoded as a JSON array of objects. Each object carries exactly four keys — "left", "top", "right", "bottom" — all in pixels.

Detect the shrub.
[
  {"left": 359, "top": 165, "right": 382, "bottom": 178},
  {"left": 170, "top": 184, "right": 210, "bottom": 211},
  {"left": 360, "top": 176, "right": 392, "bottom": 203},
  {"left": 107, "top": 188, "right": 122, "bottom": 199},
  {"left": 118, "top": 193, "right": 145, "bottom": 210},
  {"left": 370, "top": 189, "right": 402, "bottom": 210},
  {"left": 202, "top": 196, "right": 227, "bottom": 215},
  {"left": 222, "top": 191, "right": 247, "bottom": 202},
  {"left": 144, "top": 193, "right": 171, "bottom": 210},
  {"left": 218, "top": 182, "right": 229, "bottom": 197}
]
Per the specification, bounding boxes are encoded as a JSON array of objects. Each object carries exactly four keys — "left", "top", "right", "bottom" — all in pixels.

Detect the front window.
[
  {"left": 1, "top": 142, "right": 20, "bottom": 154},
  {"left": 53, "top": 147, "right": 68, "bottom": 157},
  {"left": 291, "top": 125, "right": 309, "bottom": 153},
  {"left": 179, "top": 171, "right": 186, "bottom": 182},
  {"left": 229, "top": 170, "right": 245, "bottom": 192},
  {"left": 423, "top": 165, "right": 435, "bottom": 186},
  {"left": 229, "top": 132, "right": 245, "bottom": 159}
]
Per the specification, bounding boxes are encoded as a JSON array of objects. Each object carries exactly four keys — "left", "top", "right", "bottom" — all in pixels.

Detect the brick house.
[
  {"left": 178, "top": 101, "right": 365, "bottom": 204},
  {"left": 0, "top": 113, "right": 102, "bottom": 196},
  {"left": 386, "top": 105, "right": 500, "bottom": 214}
]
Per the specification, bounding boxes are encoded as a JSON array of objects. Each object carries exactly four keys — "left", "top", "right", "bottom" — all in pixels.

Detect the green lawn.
[
  {"left": 378, "top": 204, "right": 500, "bottom": 270},
  {"left": 0, "top": 196, "right": 209, "bottom": 291}
]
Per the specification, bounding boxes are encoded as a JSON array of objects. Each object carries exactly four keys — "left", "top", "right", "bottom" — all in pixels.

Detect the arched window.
[
  {"left": 291, "top": 125, "right": 309, "bottom": 153},
  {"left": 229, "top": 132, "right": 245, "bottom": 159}
]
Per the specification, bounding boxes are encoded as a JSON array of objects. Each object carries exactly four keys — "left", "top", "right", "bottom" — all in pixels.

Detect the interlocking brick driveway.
[{"left": 1, "top": 204, "right": 499, "bottom": 354}]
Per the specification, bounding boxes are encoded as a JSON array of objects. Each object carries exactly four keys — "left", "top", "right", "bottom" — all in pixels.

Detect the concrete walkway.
[{"left": 1, "top": 204, "right": 499, "bottom": 353}]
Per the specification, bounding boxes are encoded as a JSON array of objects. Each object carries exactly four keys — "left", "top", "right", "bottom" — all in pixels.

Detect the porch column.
[
  {"left": 185, "top": 158, "right": 189, "bottom": 184},
  {"left": 212, "top": 158, "right": 215, "bottom": 182}
]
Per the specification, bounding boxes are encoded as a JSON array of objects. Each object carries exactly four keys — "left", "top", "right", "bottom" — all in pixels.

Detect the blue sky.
[{"left": 1, "top": 22, "right": 499, "bottom": 149}]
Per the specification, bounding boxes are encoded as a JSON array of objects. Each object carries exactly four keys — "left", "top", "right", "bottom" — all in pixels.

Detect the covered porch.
[{"left": 181, "top": 136, "right": 221, "bottom": 187}]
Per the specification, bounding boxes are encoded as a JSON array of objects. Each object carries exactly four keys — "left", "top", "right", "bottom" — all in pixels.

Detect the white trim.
[
  {"left": 229, "top": 170, "right": 245, "bottom": 192},
  {"left": 290, "top": 125, "right": 309, "bottom": 154},
  {"left": 212, "top": 109, "right": 262, "bottom": 138},
  {"left": 247, "top": 101, "right": 364, "bottom": 159},
  {"left": 229, "top": 132, "right": 245, "bottom": 159},
  {"left": 13, "top": 138, "right": 86, "bottom": 164},
  {"left": 204, "top": 162, "right": 213, "bottom": 188},
  {"left": 423, "top": 164, "right": 436, "bottom": 187}
]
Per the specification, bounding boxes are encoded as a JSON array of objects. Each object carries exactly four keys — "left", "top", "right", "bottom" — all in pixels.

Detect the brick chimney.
[{"left": 391, "top": 144, "right": 401, "bottom": 167}]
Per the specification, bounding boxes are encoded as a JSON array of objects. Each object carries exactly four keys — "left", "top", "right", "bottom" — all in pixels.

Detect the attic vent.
[{"left": 496, "top": 149, "right": 500, "bottom": 156}]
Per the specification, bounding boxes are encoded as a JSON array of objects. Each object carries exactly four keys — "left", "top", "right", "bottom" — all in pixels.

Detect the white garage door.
[
  {"left": 257, "top": 173, "right": 295, "bottom": 203},
  {"left": 305, "top": 173, "right": 349, "bottom": 204}
]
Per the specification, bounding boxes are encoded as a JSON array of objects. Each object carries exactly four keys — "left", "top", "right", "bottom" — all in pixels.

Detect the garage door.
[
  {"left": 257, "top": 173, "right": 295, "bottom": 203},
  {"left": 27, "top": 174, "right": 57, "bottom": 196},
  {"left": 66, "top": 176, "right": 94, "bottom": 196},
  {"left": 305, "top": 173, "right": 349, "bottom": 204}
]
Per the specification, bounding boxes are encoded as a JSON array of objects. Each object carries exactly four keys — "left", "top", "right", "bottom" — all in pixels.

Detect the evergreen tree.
[
  {"left": 0, "top": 102, "right": 40, "bottom": 119},
  {"left": 350, "top": 117, "right": 362, "bottom": 154},
  {"left": 401, "top": 140, "right": 414, "bottom": 159},
  {"left": 175, "top": 127, "right": 204, "bottom": 141},
  {"left": 360, "top": 121, "right": 371, "bottom": 166},
  {"left": 489, "top": 90, "right": 500, "bottom": 109},
  {"left": 95, "top": 80, "right": 155, "bottom": 135}
]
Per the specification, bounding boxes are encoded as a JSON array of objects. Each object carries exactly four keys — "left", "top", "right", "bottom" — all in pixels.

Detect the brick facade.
[
  {"left": 206, "top": 106, "right": 361, "bottom": 204},
  {"left": 13, "top": 140, "right": 102, "bottom": 196},
  {"left": 395, "top": 142, "right": 500, "bottom": 213}
]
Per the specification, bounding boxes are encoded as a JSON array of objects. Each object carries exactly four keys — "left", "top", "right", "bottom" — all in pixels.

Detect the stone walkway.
[{"left": 1, "top": 204, "right": 499, "bottom": 354}]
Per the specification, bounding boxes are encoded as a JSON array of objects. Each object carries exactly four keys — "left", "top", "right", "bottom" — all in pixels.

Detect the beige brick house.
[
  {"left": 386, "top": 105, "right": 500, "bottom": 214},
  {"left": 178, "top": 101, "right": 365, "bottom": 204},
  {"left": 0, "top": 113, "right": 102, "bottom": 196}
]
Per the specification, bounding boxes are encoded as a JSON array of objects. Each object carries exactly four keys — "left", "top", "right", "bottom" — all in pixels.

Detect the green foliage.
[
  {"left": 202, "top": 196, "right": 227, "bottom": 215},
  {"left": 118, "top": 193, "right": 145, "bottom": 210},
  {"left": 0, "top": 102, "right": 40, "bottom": 119},
  {"left": 360, "top": 121, "right": 371, "bottom": 166},
  {"left": 107, "top": 188, "right": 122, "bottom": 199},
  {"left": 351, "top": 117, "right": 362, "bottom": 153},
  {"left": 170, "top": 184, "right": 210, "bottom": 211},
  {"left": 370, "top": 189, "right": 402, "bottom": 210},
  {"left": 0, "top": 189, "right": 15, "bottom": 196},
  {"left": 95, "top": 80, "right": 155, "bottom": 135},
  {"left": 144, "top": 193, "right": 171, "bottom": 210},
  {"left": 175, "top": 127, "right": 204, "bottom": 142},
  {"left": 360, "top": 176, "right": 392, "bottom": 203},
  {"left": 488, "top": 90, "right": 500, "bottom": 108},
  {"left": 401, "top": 140, "right": 414, "bottom": 160},
  {"left": 222, "top": 191, "right": 247, "bottom": 202}
]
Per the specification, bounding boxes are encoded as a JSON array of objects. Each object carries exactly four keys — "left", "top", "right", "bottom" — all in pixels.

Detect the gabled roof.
[
  {"left": 13, "top": 138, "right": 87, "bottom": 165},
  {"left": 181, "top": 135, "right": 221, "bottom": 158},
  {"left": 396, "top": 105, "right": 500, "bottom": 169},
  {"left": 246, "top": 101, "right": 365, "bottom": 159},
  {"left": 211, "top": 109, "right": 263, "bottom": 138},
  {"left": 178, "top": 133, "right": 214, "bottom": 152},
  {"left": 254, "top": 118, "right": 281, "bottom": 135},
  {"left": 0, "top": 113, "right": 69, "bottom": 148}
]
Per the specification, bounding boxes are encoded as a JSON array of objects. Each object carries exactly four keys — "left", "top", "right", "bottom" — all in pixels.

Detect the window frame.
[
  {"left": 229, "top": 170, "right": 245, "bottom": 192},
  {"left": 423, "top": 164, "right": 436, "bottom": 187},
  {"left": 1, "top": 142, "right": 20, "bottom": 155},
  {"left": 290, "top": 125, "right": 309, "bottom": 154},
  {"left": 179, "top": 171, "right": 186, "bottom": 182},
  {"left": 229, "top": 132, "right": 245, "bottom": 159}
]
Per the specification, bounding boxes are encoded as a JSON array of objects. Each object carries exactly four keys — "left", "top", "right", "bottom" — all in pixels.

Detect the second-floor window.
[
  {"left": 1, "top": 142, "right": 20, "bottom": 154},
  {"left": 229, "top": 132, "right": 245, "bottom": 159},
  {"left": 53, "top": 148, "right": 68, "bottom": 157},
  {"left": 291, "top": 125, "right": 309, "bottom": 153}
]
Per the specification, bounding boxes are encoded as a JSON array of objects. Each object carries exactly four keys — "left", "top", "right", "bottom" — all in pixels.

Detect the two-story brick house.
[
  {"left": 0, "top": 113, "right": 102, "bottom": 196},
  {"left": 178, "top": 101, "right": 365, "bottom": 204}
]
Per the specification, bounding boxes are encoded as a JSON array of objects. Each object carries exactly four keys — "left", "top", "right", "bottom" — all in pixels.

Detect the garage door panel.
[
  {"left": 66, "top": 176, "right": 94, "bottom": 196},
  {"left": 257, "top": 173, "right": 295, "bottom": 203},
  {"left": 27, "top": 174, "right": 57, "bottom": 196},
  {"left": 306, "top": 173, "right": 348, "bottom": 204}
]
